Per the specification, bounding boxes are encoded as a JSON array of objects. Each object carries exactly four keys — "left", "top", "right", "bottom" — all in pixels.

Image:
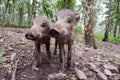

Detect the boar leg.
[
  {"left": 32, "top": 41, "right": 40, "bottom": 70},
  {"left": 67, "top": 42, "right": 72, "bottom": 69},
  {"left": 59, "top": 42, "right": 65, "bottom": 72},
  {"left": 54, "top": 39, "right": 58, "bottom": 55},
  {"left": 45, "top": 40, "right": 51, "bottom": 59}
]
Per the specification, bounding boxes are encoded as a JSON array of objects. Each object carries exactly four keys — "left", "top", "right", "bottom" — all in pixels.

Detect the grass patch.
[
  {"left": 26, "top": 54, "right": 33, "bottom": 61},
  {"left": 109, "top": 36, "right": 120, "bottom": 43},
  {"left": 94, "top": 34, "right": 104, "bottom": 40},
  {"left": 116, "top": 57, "right": 120, "bottom": 62},
  {"left": 94, "top": 34, "right": 120, "bottom": 43},
  {"left": 0, "top": 64, "right": 3, "bottom": 69},
  {"left": 0, "top": 50, "right": 5, "bottom": 58},
  {"left": 101, "top": 54, "right": 113, "bottom": 59},
  {"left": 0, "top": 21, "right": 30, "bottom": 28},
  {"left": 0, "top": 50, "right": 7, "bottom": 63}
]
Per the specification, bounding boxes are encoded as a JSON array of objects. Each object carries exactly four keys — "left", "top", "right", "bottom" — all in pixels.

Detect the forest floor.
[{"left": 0, "top": 27, "right": 120, "bottom": 80}]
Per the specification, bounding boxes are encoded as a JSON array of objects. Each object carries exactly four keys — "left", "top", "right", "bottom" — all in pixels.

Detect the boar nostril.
[
  {"left": 29, "top": 34, "right": 34, "bottom": 38},
  {"left": 25, "top": 34, "right": 28, "bottom": 38},
  {"left": 25, "top": 33, "right": 35, "bottom": 40}
]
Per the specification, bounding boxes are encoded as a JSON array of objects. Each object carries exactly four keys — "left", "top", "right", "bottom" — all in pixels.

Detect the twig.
[{"left": 11, "top": 58, "right": 19, "bottom": 80}]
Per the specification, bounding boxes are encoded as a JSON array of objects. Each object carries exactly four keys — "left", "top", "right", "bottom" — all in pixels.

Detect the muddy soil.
[{"left": 0, "top": 27, "right": 120, "bottom": 80}]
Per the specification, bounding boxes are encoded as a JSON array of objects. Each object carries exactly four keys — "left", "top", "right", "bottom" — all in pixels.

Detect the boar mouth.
[{"left": 50, "top": 29, "right": 60, "bottom": 38}]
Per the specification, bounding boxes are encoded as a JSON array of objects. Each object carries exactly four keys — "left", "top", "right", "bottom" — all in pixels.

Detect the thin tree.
[
  {"left": 19, "top": 2, "right": 24, "bottom": 27},
  {"left": 113, "top": 0, "right": 119, "bottom": 37},
  {"left": 103, "top": 0, "right": 113, "bottom": 41},
  {"left": 84, "top": 0, "right": 97, "bottom": 49}
]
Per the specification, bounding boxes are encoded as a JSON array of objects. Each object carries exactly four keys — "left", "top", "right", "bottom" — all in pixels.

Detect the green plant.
[
  {"left": 94, "top": 34, "right": 104, "bottom": 40},
  {"left": 0, "top": 50, "right": 7, "bottom": 63},
  {"left": 109, "top": 36, "right": 120, "bottom": 43},
  {"left": 0, "top": 64, "right": 3, "bottom": 69}
]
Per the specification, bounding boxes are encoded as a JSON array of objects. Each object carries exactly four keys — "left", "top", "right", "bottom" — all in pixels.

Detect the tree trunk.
[
  {"left": 64, "top": 0, "right": 67, "bottom": 9},
  {"left": 3, "top": 0, "right": 10, "bottom": 21},
  {"left": 119, "top": 25, "right": 120, "bottom": 38},
  {"left": 2, "top": 0, "right": 10, "bottom": 26},
  {"left": 32, "top": 0, "right": 36, "bottom": 18},
  {"left": 103, "top": 0, "right": 112, "bottom": 42},
  {"left": 0, "top": 0, "right": 2, "bottom": 21},
  {"left": 84, "top": 0, "right": 97, "bottom": 49},
  {"left": 103, "top": 21, "right": 109, "bottom": 42},
  {"left": 12, "top": 0, "right": 15, "bottom": 22},
  {"left": 28, "top": 1, "right": 32, "bottom": 26},
  {"left": 113, "top": 0, "right": 119, "bottom": 37},
  {"left": 113, "top": 19, "right": 118, "bottom": 37},
  {"left": 19, "top": 4, "right": 24, "bottom": 27}
]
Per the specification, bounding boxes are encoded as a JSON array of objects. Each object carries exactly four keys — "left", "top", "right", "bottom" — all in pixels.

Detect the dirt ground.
[{"left": 0, "top": 27, "right": 120, "bottom": 80}]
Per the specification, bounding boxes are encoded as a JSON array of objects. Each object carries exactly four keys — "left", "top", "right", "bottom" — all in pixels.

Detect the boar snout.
[
  {"left": 50, "top": 28, "right": 60, "bottom": 38},
  {"left": 25, "top": 32, "right": 36, "bottom": 40},
  {"left": 50, "top": 28, "right": 66, "bottom": 38}
]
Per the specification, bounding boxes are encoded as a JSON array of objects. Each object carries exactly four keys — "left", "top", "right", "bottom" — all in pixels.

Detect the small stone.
[
  {"left": 104, "top": 69, "right": 112, "bottom": 76},
  {"left": 8, "top": 47, "right": 14, "bottom": 51},
  {"left": 74, "top": 62, "right": 79, "bottom": 66},
  {"left": 3, "top": 64, "right": 11, "bottom": 68},
  {"left": 97, "top": 52, "right": 103, "bottom": 55},
  {"left": 75, "top": 67, "right": 87, "bottom": 80},
  {"left": 84, "top": 47, "right": 90, "bottom": 51},
  {"left": 103, "top": 64, "right": 119, "bottom": 73},
  {"left": 32, "top": 76, "right": 35, "bottom": 78},
  {"left": 47, "top": 73, "right": 65, "bottom": 80},
  {"left": 22, "top": 74, "right": 26, "bottom": 77},
  {"left": 70, "top": 75, "right": 77, "bottom": 80},
  {"left": 97, "top": 71, "right": 107, "bottom": 80},
  {"left": 86, "top": 63, "right": 99, "bottom": 72},
  {"left": 1, "top": 78, "right": 5, "bottom": 80},
  {"left": 0, "top": 38, "right": 4, "bottom": 42},
  {"left": 10, "top": 53, "right": 16, "bottom": 61}
]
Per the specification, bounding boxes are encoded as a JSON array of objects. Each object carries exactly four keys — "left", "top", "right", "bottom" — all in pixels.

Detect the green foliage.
[
  {"left": 0, "top": 50, "right": 7, "bottom": 63},
  {"left": 1, "top": 21, "right": 7, "bottom": 27},
  {"left": 75, "top": 25, "right": 82, "bottom": 36},
  {"left": 94, "top": 34, "right": 104, "bottom": 40},
  {"left": 95, "top": 34, "right": 120, "bottom": 43},
  {"left": 74, "top": 25, "right": 84, "bottom": 43},
  {"left": 103, "top": 0, "right": 120, "bottom": 39},
  {"left": 116, "top": 57, "right": 120, "bottom": 62},
  {"left": 0, "top": 64, "right": 3, "bottom": 69},
  {"left": 101, "top": 54, "right": 112, "bottom": 59},
  {"left": 0, "top": 50, "right": 5, "bottom": 58},
  {"left": 55, "top": 0, "right": 75, "bottom": 10},
  {"left": 42, "top": 0, "right": 53, "bottom": 18},
  {"left": 109, "top": 36, "right": 120, "bottom": 43},
  {"left": 55, "top": 0, "right": 64, "bottom": 10},
  {"left": 1, "top": 22, "right": 30, "bottom": 28}
]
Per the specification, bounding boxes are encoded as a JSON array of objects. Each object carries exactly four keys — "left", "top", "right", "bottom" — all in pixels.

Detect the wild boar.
[
  {"left": 50, "top": 9, "right": 80, "bottom": 71},
  {"left": 25, "top": 16, "right": 51, "bottom": 70}
]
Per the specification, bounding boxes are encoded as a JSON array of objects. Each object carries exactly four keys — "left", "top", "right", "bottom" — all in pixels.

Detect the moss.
[
  {"left": 0, "top": 64, "right": 3, "bottom": 69},
  {"left": 116, "top": 57, "right": 120, "bottom": 62},
  {"left": 101, "top": 54, "right": 112, "bottom": 59}
]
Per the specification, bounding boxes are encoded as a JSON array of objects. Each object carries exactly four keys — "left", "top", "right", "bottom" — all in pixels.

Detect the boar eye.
[
  {"left": 41, "top": 23, "right": 46, "bottom": 28},
  {"left": 67, "top": 18, "right": 72, "bottom": 23}
]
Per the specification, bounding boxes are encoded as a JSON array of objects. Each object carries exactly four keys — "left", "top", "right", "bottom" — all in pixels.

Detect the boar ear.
[{"left": 75, "top": 13, "right": 80, "bottom": 23}]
